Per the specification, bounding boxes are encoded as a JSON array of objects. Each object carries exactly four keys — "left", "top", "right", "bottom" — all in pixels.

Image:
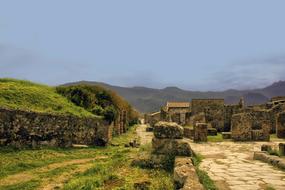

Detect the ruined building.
[{"left": 147, "top": 96, "right": 285, "bottom": 141}]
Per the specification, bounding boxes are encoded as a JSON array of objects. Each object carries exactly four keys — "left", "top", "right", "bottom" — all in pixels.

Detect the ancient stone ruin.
[
  {"left": 0, "top": 108, "right": 114, "bottom": 148},
  {"left": 152, "top": 121, "right": 191, "bottom": 156},
  {"left": 146, "top": 96, "right": 285, "bottom": 142}
]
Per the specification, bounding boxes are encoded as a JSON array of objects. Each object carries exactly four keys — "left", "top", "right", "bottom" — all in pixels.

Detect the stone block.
[
  {"left": 231, "top": 113, "right": 252, "bottom": 141},
  {"left": 207, "top": 128, "right": 217, "bottom": 136},
  {"left": 261, "top": 144, "right": 272, "bottom": 152},
  {"left": 154, "top": 122, "right": 183, "bottom": 139},
  {"left": 183, "top": 127, "right": 194, "bottom": 139},
  {"left": 194, "top": 123, "right": 207, "bottom": 142},
  {"left": 252, "top": 130, "right": 270, "bottom": 141},
  {"left": 222, "top": 132, "right": 232, "bottom": 139},
  {"left": 277, "top": 112, "right": 285, "bottom": 138},
  {"left": 152, "top": 138, "right": 192, "bottom": 156},
  {"left": 279, "top": 143, "right": 285, "bottom": 156},
  {"left": 174, "top": 157, "right": 203, "bottom": 190}
]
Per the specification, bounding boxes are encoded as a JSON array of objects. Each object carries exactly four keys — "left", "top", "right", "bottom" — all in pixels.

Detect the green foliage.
[
  {"left": 0, "top": 78, "right": 93, "bottom": 117},
  {"left": 56, "top": 85, "right": 139, "bottom": 123},
  {"left": 91, "top": 105, "right": 104, "bottom": 115},
  {"left": 266, "top": 186, "right": 276, "bottom": 190},
  {"left": 0, "top": 180, "right": 40, "bottom": 190},
  {"left": 103, "top": 105, "right": 118, "bottom": 123},
  {"left": 207, "top": 133, "right": 223, "bottom": 142}
]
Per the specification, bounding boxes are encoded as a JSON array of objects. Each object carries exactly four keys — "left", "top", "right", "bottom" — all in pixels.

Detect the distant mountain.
[{"left": 63, "top": 81, "right": 285, "bottom": 113}]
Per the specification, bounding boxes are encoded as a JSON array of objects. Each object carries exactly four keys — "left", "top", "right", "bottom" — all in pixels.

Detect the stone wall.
[
  {"left": 191, "top": 99, "right": 225, "bottom": 131},
  {"left": 0, "top": 108, "right": 112, "bottom": 148},
  {"left": 224, "top": 104, "right": 243, "bottom": 132},
  {"left": 277, "top": 112, "right": 285, "bottom": 138},
  {"left": 231, "top": 110, "right": 270, "bottom": 141},
  {"left": 113, "top": 110, "right": 127, "bottom": 135}
]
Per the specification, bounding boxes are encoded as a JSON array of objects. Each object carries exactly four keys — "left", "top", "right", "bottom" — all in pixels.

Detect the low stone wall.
[
  {"left": 253, "top": 151, "right": 285, "bottom": 171},
  {"left": 0, "top": 108, "right": 112, "bottom": 148}
]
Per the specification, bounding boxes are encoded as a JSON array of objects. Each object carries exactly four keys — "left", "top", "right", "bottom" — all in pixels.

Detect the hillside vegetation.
[
  {"left": 56, "top": 85, "right": 139, "bottom": 124},
  {"left": 0, "top": 79, "right": 93, "bottom": 117},
  {"left": 63, "top": 81, "right": 285, "bottom": 113}
]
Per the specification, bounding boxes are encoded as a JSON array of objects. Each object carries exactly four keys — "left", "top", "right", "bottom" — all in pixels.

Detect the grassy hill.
[{"left": 0, "top": 78, "right": 94, "bottom": 117}]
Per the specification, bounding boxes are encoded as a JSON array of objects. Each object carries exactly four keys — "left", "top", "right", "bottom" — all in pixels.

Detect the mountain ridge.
[{"left": 62, "top": 80, "right": 285, "bottom": 113}]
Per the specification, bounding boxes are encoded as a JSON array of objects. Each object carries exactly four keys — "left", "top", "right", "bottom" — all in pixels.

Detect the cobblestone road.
[{"left": 190, "top": 141, "right": 285, "bottom": 190}]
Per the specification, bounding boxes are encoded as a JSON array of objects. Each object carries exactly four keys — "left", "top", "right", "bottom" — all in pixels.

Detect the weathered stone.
[
  {"left": 231, "top": 112, "right": 270, "bottom": 141},
  {"left": 277, "top": 112, "right": 285, "bottom": 138},
  {"left": 154, "top": 122, "right": 183, "bottom": 139},
  {"left": 191, "top": 99, "right": 225, "bottom": 132},
  {"left": 231, "top": 113, "right": 252, "bottom": 141},
  {"left": 194, "top": 123, "right": 207, "bottom": 142},
  {"left": 222, "top": 132, "right": 232, "bottom": 139},
  {"left": 253, "top": 151, "right": 269, "bottom": 162},
  {"left": 261, "top": 144, "right": 272, "bottom": 152},
  {"left": 0, "top": 108, "right": 112, "bottom": 148},
  {"left": 190, "top": 112, "right": 206, "bottom": 126},
  {"left": 252, "top": 130, "right": 269, "bottom": 141},
  {"left": 183, "top": 127, "right": 194, "bottom": 139},
  {"left": 152, "top": 138, "right": 192, "bottom": 156},
  {"left": 277, "top": 160, "right": 285, "bottom": 170},
  {"left": 145, "top": 112, "right": 161, "bottom": 128},
  {"left": 279, "top": 143, "right": 285, "bottom": 156},
  {"left": 207, "top": 128, "right": 217, "bottom": 136},
  {"left": 174, "top": 157, "right": 203, "bottom": 190}
]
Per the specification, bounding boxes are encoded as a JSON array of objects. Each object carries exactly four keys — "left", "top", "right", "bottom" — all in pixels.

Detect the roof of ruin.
[{"left": 166, "top": 102, "right": 190, "bottom": 108}]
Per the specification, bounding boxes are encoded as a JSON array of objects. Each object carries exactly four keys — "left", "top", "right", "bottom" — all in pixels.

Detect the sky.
[{"left": 1, "top": 0, "right": 285, "bottom": 91}]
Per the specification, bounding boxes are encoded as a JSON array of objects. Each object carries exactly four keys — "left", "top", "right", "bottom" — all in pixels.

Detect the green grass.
[
  {"left": 265, "top": 186, "right": 276, "bottom": 190},
  {"left": 207, "top": 133, "right": 223, "bottom": 142},
  {"left": 192, "top": 153, "right": 217, "bottom": 190},
  {"left": 0, "top": 180, "right": 41, "bottom": 190},
  {"left": 0, "top": 125, "right": 173, "bottom": 190},
  {"left": 0, "top": 78, "right": 94, "bottom": 117}
]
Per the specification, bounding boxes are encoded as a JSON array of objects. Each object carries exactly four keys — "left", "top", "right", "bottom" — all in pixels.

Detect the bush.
[
  {"left": 91, "top": 105, "right": 104, "bottom": 116},
  {"left": 56, "top": 85, "right": 139, "bottom": 124},
  {"left": 103, "top": 106, "right": 118, "bottom": 123}
]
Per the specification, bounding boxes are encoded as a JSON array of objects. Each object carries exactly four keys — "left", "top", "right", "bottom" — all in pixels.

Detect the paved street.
[{"left": 190, "top": 141, "right": 285, "bottom": 190}]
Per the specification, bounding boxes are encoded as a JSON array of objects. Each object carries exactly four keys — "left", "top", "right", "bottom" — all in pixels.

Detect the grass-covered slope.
[{"left": 0, "top": 78, "right": 93, "bottom": 117}]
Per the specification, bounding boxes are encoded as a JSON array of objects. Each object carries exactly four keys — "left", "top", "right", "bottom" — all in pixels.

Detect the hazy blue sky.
[{"left": 1, "top": 0, "right": 285, "bottom": 91}]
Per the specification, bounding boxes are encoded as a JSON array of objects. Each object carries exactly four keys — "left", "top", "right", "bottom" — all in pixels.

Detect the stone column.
[
  {"left": 277, "top": 112, "right": 285, "bottom": 138},
  {"left": 194, "top": 123, "right": 208, "bottom": 142},
  {"left": 279, "top": 143, "right": 285, "bottom": 156}
]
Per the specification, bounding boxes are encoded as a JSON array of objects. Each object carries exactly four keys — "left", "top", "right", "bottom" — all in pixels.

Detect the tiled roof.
[{"left": 166, "top": 102, "right": 190, "bottom": 108}]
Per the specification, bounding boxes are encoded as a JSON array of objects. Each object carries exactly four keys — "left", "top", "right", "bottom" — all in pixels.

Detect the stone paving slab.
[{"left": 189, "top": 141, "right": 285, "bottom": 190}]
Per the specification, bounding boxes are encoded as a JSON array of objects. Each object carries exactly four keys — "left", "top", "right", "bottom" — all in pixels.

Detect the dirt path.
[
  {"left": 136, "top": 124, "right": 153, "bottom": 145},
  {"left": 190, "top": 141, "right": 285, "bottom": 190},
  {"left": 0, "top": 156, "right": 107, "bottom": 188}
]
